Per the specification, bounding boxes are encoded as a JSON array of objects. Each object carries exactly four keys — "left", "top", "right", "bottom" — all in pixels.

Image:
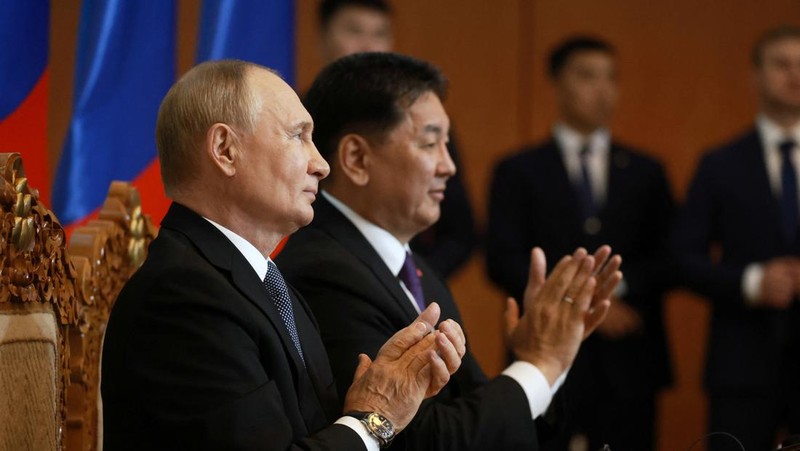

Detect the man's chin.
[
  {"left": 283, "top": 210, "right": 314, "bottom": 235},
  {"left": 417, "top": 210, "right": 441, "bottom": 231}
]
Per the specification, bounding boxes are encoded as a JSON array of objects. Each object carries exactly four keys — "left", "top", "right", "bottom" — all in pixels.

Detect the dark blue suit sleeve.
[{"left": 672, "top": 154, "right": 748, "bottom": 308}]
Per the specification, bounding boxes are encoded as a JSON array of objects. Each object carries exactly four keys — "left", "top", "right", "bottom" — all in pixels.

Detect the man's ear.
[
  {"left": 206, "top": 123, "right": 239, "bottom": 177},
  {"left": 337, "top": 133, "right": 373, "bottom": 186}
]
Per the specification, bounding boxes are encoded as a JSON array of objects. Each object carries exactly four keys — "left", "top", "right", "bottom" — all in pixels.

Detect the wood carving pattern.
[
  {"left": 0, "top": 153, "right": 157, "bottom": 451},
  {"left": 0, "top": 152, "right": 80, "bottom": 449},
  {"left": 65, "top": 182, "right": 157, "bottom": 451}
]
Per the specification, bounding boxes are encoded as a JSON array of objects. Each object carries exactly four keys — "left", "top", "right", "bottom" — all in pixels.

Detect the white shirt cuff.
[
  {"left": 335, "top": 416, "right": 380, "bottom": 451},
  {"left": 742, "top": 263, "right": 764, "bottom": 306},
  {"left": 612, "top": 277, "right": 628, "bottom": 298},
  {"left": 502, "top": 361, "right": 566, "bottom": 419}
]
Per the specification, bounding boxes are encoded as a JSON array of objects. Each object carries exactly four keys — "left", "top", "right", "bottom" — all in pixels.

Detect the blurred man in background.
[
  {"left": 487, "top": 37, "right": 674, "bottom": 451},
  {"left": 673, "top": 25, "right": 800, "bottom": 451},
  {"left": 316, "top": 0, "right": 477, "bottom": 279}
]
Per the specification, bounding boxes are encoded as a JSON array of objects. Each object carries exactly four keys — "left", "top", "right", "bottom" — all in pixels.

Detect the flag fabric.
[
  {"left": 0, "top": 0, "right": 50, "bottom": 205},
  {"left": 197, "top": 0, "right": 295, "bottom": 84},
  {"left": 53, "top": 0, "right": 176, "bottom": 229}
]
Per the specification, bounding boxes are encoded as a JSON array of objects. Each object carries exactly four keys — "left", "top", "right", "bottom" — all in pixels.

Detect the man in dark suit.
[
  {"left": 673, "top": 26, "right": 800, "bottom": 451},
  {"left": 487, "top": 37, "right": 674, "bottom": 451},
  {"left": 277, "top": 51, "right": 622, "bottom": 450},
  {"left": 101, "top": 60, "right": 468, "bottom": 451},
  {"left": 315, "top": 0, "right": 477, "bottom": 278}
]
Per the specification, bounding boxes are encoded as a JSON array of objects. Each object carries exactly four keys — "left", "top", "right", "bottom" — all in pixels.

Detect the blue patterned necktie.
[
  {"left": 398, "top": 252, "right": 426, "bottom": 312},
  {"left": 577, "top": 145, "right": 598, "bottom": 220},
  {"left": 779, "top": 139, "right": 798, "bottom": 245},
  {"left": 264, "top": 261, "right": 305, "bottom": 364}
]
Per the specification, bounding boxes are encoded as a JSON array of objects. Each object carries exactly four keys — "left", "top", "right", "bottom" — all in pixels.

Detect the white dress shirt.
[
  {"left": 204, "top": 217, "right": 380, "bottom": 451},
  {"left": 741, "top": 115, "right": 800, "bottom": 305},
  {"left": 554, "top": 123, "right": 611, "bottom": 206},
  {"left": 322, "top": 190, "right": 567, "bottom": 420}
]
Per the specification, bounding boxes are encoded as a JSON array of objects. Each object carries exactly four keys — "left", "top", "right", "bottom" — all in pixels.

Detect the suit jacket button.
[{"left": 584, "top": 217, "right": 602, "bottom": 235}]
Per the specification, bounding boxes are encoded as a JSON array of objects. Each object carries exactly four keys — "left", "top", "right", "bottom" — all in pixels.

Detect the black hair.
[
  {"left": 752, "top": 25, "right": 800, "bottom": 67},
  {"left": 305, "top": 52, "right": 448, "bottom": 163},
  {"left": 548, "top": 36, "right": 615, "bottom": 79},
  {"left": 319, "top": 0, "right": 392, "bottom": 29}
]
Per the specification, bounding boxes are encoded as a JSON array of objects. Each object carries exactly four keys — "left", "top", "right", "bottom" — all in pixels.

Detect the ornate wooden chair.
[
  {"left": 0, "top": 153, "right": 78, "bottom": 450},
  {"left": 0, "top": 153, "right": 157, "bottom": 451},
  {"left": 64, "top": 182, "right": 156, "bottom": 451}
]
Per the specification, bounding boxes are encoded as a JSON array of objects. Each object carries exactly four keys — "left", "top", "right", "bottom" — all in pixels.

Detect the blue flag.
[
  {"left": 53, "top": 0, "right": 176, "bottom": 226},
  {"left": 0, "top": 0, "right": 50, "bottom": 204},
  {"left": 197, "top": 0, "right": 295, "bottom": 84}
]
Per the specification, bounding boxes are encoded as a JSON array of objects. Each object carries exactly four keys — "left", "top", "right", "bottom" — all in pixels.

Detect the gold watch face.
[{"left": 367, "top": 413, "right": 394, "bottom": 439}]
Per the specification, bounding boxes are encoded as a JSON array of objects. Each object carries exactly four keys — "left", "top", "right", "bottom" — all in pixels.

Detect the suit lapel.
[
  {"left": 161, "top": 203, "right": 307, "bottom": 375},
  {"left": 288, "top": 286, "right": 340, "bottom": 428},
  {"left": 415, "top": 255, "right": 460, "bottom": 324},
  {"left": 603, "top": 145, "right": 631, "bottom": 221},
  {"left": 543, "top": 141, "right": 584, "bottom": 225},
  {"left": 311, "top": 196, "right": 420, "bottom": 322},
  {"left": 741, "top": 130, "right": 785, "bottom": 238},
  {"left": 229, "top": 258, "right": 308, "bottom": 371}
]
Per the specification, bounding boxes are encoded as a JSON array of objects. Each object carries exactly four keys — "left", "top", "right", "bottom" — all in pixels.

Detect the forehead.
[
  {"left": 330, "top": 5, "right": 390, "bottom": 27},
  {"left": 247, "top": 68, "right": 311, "bottom": 124},
  {"left": 392, "top": 92, "right": 449, "bottom": 136},
  {"left": 761, "top": 37, "right": 800, "bottom": 59},
  {"left": 564, "top": 50, "right": 615, "bottom": 70}
]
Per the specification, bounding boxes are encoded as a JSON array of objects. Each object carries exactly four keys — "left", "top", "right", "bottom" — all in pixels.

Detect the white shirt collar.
[
  {"left": 755, "top": 115, "right": 800, "bottom": 197},
  {"left": 552, "top": 123, "right": 611, "bottom": 203},
  {"left": 204, "top": 217, "right": 271, "bottom": 281},
  {"left": 553, "top": 122, "right": 611, "bottom": 156},
  {"left": 757, "top": 114, "right": 800, "bottom": 149},
  {"left": 321, "top": 190, "right": 410, "bottom": 277}
]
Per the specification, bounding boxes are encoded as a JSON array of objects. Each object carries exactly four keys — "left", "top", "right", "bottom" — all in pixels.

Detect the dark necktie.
[
  {"left": 398, "top": 252, "right": 426, "bottom": 312},
  {"left": 577, "top": 145, "right": 598, "bottom": 220},
  {"left": 780, "top": 139, "right": 798, "bottom": 245},
  {"left": 264, "top": 261, "right": 305, "bottom": 364}
]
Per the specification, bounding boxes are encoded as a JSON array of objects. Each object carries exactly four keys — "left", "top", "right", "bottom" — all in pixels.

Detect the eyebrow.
[
  {"left": 290, "top": 120, "right": 313, "bottom": 133},
  {"left": 423, "top": 124, "right": 445, "bottom": 135}
]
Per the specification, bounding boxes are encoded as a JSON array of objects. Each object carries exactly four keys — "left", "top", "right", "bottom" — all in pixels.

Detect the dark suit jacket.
[
  {"left": 672, "top": 128, "right": 800, "bottom": 391},
  {"left": 487, "top": 139, "right": 673, "bottom": 393},
  {"left": 101, "top": 203, "right": 363, "bottom": 450},
  {"left": 276, "top": 196, "right": 545, "bottom": 451}
]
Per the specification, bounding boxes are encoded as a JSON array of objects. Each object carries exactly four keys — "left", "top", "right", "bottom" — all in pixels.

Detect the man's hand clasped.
[{"left": 343, "top": 302, "right": 466, "bottom": 432}]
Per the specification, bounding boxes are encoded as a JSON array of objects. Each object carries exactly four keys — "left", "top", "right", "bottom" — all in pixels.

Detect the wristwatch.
[{"left": 344, "top": 411, "right": 395, "bottom": 448}]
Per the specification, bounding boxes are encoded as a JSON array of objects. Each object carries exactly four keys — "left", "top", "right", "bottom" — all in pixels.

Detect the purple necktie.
[{"left": 398, "top": 252, "right": 426, "bottom": 311}]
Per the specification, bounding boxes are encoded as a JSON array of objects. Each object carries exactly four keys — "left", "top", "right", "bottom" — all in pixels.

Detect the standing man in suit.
[
  {"left": 277, "top": 51, "right": 622, "bottom": 450},
  {"left": 487, "top": 37, "right": 674, "bottom": 451},
  {"left": 315, "top": 0, "right": 477, "bottom": 279},
  {"left": 673, "top": 26, "right": 800, "bottom": 451},
  {"left": 101, "top": 59, "right": 469, "bottom": 451}
]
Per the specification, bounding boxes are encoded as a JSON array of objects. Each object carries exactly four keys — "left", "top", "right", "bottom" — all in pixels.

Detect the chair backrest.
[
  {"left": 64, "top": 181, "right": 156, "bottom": 451},
  {"left": 0, "top": 153, "right": 80, "bottom": 451},
  {"left": 0, "top": 153, "right": 157, "bottom": 451}
]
